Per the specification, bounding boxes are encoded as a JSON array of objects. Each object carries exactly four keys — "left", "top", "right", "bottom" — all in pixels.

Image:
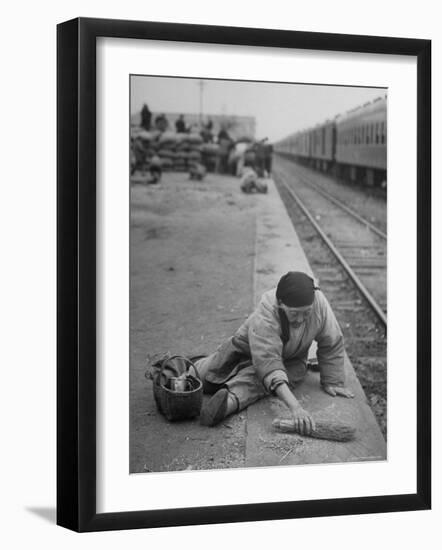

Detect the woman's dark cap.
[{"left": 276, "top": 271, "right": 318, "bottom": 307}]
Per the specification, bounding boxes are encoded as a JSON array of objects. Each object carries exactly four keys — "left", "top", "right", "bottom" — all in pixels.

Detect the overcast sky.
[{"left": 131, "top": 76, "right": 386, "bottom": 142}]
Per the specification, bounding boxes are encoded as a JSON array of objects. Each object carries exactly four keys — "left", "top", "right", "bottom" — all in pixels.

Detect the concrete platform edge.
[{"left": 245, "top": 178, "right": 386, "bottom": 467}]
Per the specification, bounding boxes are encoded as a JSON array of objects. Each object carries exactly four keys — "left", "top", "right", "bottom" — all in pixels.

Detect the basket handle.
[
  {"left": 159, "top": 355, "right": 201, "bottom": 380},
  {"left": 145, "top": 355, "right": 201, "bottom": 382}
]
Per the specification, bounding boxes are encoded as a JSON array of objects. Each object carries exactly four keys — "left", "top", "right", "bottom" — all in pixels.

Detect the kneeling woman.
[{"left": 192, "top": 271, "right": 354, "bottom": 433}]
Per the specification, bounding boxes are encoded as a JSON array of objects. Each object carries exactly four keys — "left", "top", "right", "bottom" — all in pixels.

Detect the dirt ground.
[
  {"left": 129, "top": 171, "right": 260, "bottom": 473},
  {"left": 130, "top": 167, "right": 386, "bottom": 474}
]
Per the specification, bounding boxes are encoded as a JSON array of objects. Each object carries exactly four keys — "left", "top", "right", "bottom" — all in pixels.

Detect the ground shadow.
[{"left": 26, "top": 507, "right": 56, "bottom": 524}]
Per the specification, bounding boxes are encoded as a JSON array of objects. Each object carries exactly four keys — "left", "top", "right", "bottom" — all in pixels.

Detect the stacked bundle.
[
  {"left": 130, "top": 127, "right": 213, "bottom": 173},
  {"left": 170, "top": 133, "right": 204, "bottom": 172},
  {"left": 199, "top": 143, "right": 220, "bottom": 172}
]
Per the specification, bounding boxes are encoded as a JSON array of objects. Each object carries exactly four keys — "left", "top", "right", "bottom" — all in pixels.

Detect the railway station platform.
[{"left": 130, "top": 170, "right": 386, "bottom": 474}]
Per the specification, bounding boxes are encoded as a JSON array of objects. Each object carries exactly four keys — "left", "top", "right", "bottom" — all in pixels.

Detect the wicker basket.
[{"left": 152, "top": 356, "right": 203, "bottom": 421}]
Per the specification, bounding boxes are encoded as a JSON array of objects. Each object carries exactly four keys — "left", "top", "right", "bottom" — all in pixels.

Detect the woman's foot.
[{"left": 199, "top": 388, "right": 238, "bottom": 426}]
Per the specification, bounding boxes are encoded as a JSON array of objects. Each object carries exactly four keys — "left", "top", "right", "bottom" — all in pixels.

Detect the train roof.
[
  {"left": 277, "top": 118, "right": 333, "bottom": 143},
  {"left": 275, "top": 94, "right": 387, "bottom": 144},
  {"left": 337, "top": 95, "right": 387, "bottom": 126}
]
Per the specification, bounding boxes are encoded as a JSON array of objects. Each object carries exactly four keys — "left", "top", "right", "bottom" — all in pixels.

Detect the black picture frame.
[{"left": 57, "top": 17, "right": 431, "bottom": 532}]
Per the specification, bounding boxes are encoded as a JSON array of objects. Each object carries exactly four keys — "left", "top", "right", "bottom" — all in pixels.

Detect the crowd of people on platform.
[
  {"left": 140, "top": 104, "right": 215, "bottom": 140},
  {"left": 132, "top": 103, "right": 273, "bottom": 188}
]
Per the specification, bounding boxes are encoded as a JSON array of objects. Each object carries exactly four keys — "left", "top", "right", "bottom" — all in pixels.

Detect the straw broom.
[{"left": 272, "top": 418, "right": 356, "bottom": 442}]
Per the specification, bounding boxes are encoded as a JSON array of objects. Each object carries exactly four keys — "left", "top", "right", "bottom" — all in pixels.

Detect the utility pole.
[{"left": 198, "top": 79, "right": 205, "bottom": 126}]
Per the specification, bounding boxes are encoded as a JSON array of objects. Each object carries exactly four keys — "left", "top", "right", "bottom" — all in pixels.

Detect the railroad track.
[
  {"left": 273, "top": 160, "right": 387, "bottom": 436},
  {"left": 284, "top": 164, "right": 386, "bottom": 240},
  {"left": 276, "top": 154, "right": 387, "bottom": 235},
  {"left": 274, "top": 165, "right": 387, "bottom": 331}
]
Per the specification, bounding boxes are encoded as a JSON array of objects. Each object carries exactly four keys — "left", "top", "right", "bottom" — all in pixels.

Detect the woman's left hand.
[{"left": 322, "top": 385, "right": 354, "bottom": 398}]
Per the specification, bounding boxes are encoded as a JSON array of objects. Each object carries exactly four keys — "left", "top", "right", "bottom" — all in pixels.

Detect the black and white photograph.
[
  {"left": 0, "top": 0, "right": 436, "bottom": 543},
  {"left": 129, "top": 75, "right": 387, "bottom": 473}
]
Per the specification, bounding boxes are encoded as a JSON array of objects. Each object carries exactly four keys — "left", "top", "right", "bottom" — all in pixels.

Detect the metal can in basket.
[{"left": 169, "top": 377, "right": 188, "bottom": 392}]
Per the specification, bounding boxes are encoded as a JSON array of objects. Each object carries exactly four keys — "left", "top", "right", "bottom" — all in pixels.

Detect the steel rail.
[
  {"left": 277, "top": 174, "right": 387, "bottom": 329},
  {"left": 278, "top": 163, "right": 387, "bottom": 240}
]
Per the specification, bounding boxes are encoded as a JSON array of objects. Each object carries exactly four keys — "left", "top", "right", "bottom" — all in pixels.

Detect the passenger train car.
[{"left": 275, "top": 96, "right": 387, "bottom": 187}]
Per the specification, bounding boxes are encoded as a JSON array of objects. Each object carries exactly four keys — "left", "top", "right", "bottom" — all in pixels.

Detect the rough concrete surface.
[
  {"left": 249, "top": 179, "right": 386, "bottom": 466},
  {"left": 130, "top": 170, "right": 386, "bottom": 474},
  {"left": 130, "top": 171, "right": 258, "bottom": 473}
]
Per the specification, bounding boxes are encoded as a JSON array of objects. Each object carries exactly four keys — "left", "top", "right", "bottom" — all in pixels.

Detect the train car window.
[
  {"left": 381, "top": 122, "right": 385, "bottom": 144},
  {"left": 375, "top": 123, "right": 379, "bottom": 144}
]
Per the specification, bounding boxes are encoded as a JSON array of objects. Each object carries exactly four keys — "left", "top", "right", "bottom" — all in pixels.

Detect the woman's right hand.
[
  {"left": 275, "top": 382, "right": 316, "bottom": 435},
  {"left": 290, "top": 406, "right": 316, "bottom": 435}
]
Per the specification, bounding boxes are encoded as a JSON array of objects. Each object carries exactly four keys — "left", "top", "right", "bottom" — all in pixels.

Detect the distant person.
[
  {"left": 264, "top": 139, "right": 274, "bottom": 176},
  {"left": 217, "top": 127, "right": 233, "bottom": 174},
  {"left": 240, "top": 167, "right": 267, "bottom": 194},
  {"left": 131, "top": 138, "right": 147, "bottom": 175},
  {"left": 243, "top": 145, "right": 256, "bottom": 171},
  {"left": 254, "top": 139, "right": 267, "bottom": 177},
  {"left": 189, "top": 162, "right": 207, "bottom": 181},
  {"left": 130, "top": 141, "right": 136, "bottom": 175},
  {"left": 154, "top": 113, "right": 169, "bottom": 132},
  {"left": 154, "top": 114, "right": 162, "bottom": 131},
  {"left": 140, "top": 103, "right": 152, "bottom": 131},
  {"left": 231, "top": 141, "right": 250, "bottom": 176},
  {"left": 148, "top": 154, "right": 162, "bottom": 184},
  {"left": 175, "top": 114, "right": 187, "bottom": 133},
  {"left": 218, "top": 127, "right": 230, "bottom": 142},
  {"left": 201, "top": 119, "right": 214, "bottom": 143}
]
